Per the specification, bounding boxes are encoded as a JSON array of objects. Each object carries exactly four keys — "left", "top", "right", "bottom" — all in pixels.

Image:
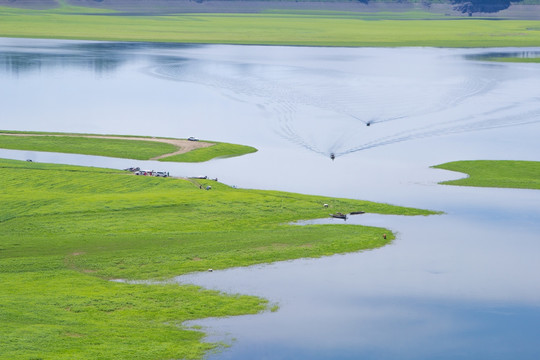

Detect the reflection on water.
[
  {"left": 0, "top": 50, "right": 123, "bottom": 75},
  {"left": 468, "top": 50, "right": 540, "bottom": 61},
  {"left": 0, "top": 39, "right": 201, "bottom": 76},
  {"left": 1, "top": 38, "right": 540, "bottom": 359}
]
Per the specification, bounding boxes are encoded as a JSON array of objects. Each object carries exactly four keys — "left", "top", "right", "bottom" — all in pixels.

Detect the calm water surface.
[{"left": 1, "top": 38, "right": 540, "bottom": 359}]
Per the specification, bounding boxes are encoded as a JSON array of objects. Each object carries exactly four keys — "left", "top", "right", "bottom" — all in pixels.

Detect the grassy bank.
[
  {"left": 434, "top": 160, "right": 540, "bottom": 190},
  {"left": 0, "top": 131, "right": 257, "bottom": 162},
  {"left": 0, "top": 158, "right": 436, "bottom": 359},
  {"left": 1, "top": 6, "right": 540, "bottom": 47}
]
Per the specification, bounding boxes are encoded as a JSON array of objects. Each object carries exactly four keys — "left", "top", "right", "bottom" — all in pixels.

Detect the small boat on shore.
[
  {"left": 349, "top": 211, "right": 365, "bottom": 215},
  {"left": 330, "top": 212, "right": 347, "bottom": 220}
]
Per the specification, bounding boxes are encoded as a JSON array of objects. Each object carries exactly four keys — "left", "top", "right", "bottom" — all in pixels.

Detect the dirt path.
[
  {"left": 0, "top": 133, "right": 214, "bottom": 160},
  {"left": 82, "top": 135, "right": 215, "bottom": 160}
]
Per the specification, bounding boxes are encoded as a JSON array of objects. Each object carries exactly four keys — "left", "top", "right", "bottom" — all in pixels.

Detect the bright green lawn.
[
  {"left": 2, "top": 6, "right": 540, "bottom": 47},
  {"left": 434, "top": 160, "right": 540, "bottom": 190},
  {"left": 0, "top": 131, "right": 257, "bottom": 162},
  {"left": 0, "top": 158, "right": 435, "bottom": 359}
]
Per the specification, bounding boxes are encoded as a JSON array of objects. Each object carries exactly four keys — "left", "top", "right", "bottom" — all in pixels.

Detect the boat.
[
  {"left": 349, "top": 211, "right": 365, "bottom": 215},
  {"left": 330, "top": 153, "right": 335, "bottom": 161},
  {"left": 330, "top": 212, "right": 347, "bottom": 220}
]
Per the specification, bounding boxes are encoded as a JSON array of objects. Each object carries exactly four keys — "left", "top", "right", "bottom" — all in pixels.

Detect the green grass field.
[
  {"left": 1, "top": 5, "right": 540, "bottom": 47},
  {"left": 0, "top": 131, "right": 257, "bottom": 162},
  {"left": 0, "top": 158, "right": 436, "bottom": 359},
  {"left": 434, "top": 160, "right": 540, "bottom": 189}
]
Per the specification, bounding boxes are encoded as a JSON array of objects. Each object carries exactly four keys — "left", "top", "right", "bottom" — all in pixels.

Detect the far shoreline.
[{"left": 2, "top": 6, "right": 540, "bottom": 48}]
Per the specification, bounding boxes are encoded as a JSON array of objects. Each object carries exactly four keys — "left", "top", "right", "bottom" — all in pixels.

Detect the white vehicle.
[
  {"left": 188, "top": 137, "right": 199, "bottom": 141},
  {"left": 135, "top": 170, "right": 153, "bottom": 176},
  {"left": 154, "top": 171, "right": 169, "bottom": 177}
]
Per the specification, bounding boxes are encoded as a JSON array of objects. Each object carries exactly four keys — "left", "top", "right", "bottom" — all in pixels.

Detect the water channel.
[{"left": 1, "top": 38, "right": 540, "bottom": 359}]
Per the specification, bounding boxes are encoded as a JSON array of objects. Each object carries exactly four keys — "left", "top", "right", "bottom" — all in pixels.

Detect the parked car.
[
  {"left": 154, "top": 171, "right": 169, "bottom": 177},
  {"left": 188, "top": 137, "right": 199, "bottom": 141},
  {"left": 135, "top": 170, "right": 153, "bottom": 176}
]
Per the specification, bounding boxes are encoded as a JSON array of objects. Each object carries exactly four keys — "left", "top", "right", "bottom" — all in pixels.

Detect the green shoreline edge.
[
  {"left": 0, "top": 131, "right": 257, "bottom": 163},
  {"left": 434, "top": 160, "right": 540, "bottom": 190}
]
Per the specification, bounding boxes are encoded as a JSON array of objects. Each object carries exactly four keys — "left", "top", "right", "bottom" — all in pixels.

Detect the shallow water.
[{"left": 1, "top": 38, "right": 540, "bottom": 359}]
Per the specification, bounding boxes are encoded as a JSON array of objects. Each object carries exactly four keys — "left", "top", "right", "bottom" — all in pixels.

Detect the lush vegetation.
[
  {"left": 0, "top": 158, "right": 435, "bottom": 359},
  {"left": 434, "top": 160, "right": 540, "bottom": 189},
  {"left": 0, "top": 131, "right": 257, "bottom": 162},
  {"left": 1, "top": 5, "right": 540, "bottom": 47}
]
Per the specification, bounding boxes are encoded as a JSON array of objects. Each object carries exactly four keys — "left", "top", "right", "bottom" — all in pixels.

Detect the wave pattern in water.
[{"left": 147, "top": 56, "right": 540, "bottom": 158}]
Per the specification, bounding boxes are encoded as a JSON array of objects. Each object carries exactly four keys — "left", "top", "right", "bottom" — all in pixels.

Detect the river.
[{"left": 1, "top": 38, "right": 540, "bottom": 359}]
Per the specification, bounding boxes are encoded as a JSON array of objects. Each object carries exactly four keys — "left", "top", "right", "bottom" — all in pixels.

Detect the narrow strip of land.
[
  {"left": 1, "top": 132, "right": 213, "bottom": 159},
  {"left": 0, "top": 131, "right": 256, "bottom": 162}
]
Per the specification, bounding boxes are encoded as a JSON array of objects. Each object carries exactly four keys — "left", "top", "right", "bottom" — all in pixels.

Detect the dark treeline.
[
  {"left": 355, "top": 0, "right": 526, "bottom": 14},
  {"left": 450, "top": 0, "right": 524, "bottom": 15},
  {"left": 362, "top": 0, "right": 525, "bottom": 14}
]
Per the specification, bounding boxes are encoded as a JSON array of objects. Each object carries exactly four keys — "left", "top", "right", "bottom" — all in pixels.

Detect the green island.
[
  {"left": 434, "top": 160, "right": 540, "bottom": 190},
  {"left": 0, "top": 158, "right": 436, "bottom": 359},
  {"left": 0, "top": 131, "right": 257, "bottom": 163},
  {"left": 2, "top": 2, "right": 540, "bottom": 47}
]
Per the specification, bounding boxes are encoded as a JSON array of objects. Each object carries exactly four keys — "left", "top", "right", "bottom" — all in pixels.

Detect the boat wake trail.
[{"left": 145, "top": 53, "right": 540, "bottom": 159}]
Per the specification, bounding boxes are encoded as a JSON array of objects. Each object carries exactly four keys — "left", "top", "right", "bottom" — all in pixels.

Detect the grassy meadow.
[
  {"left": 1, "top": 5, "right": 540, "bottom": 47},
  {"left": 0, "top": 131, "right": 257, "bottom": 162},
  {"left": 434, "top": 160, "right": 540, "bottom": 190},
  {"left": 0, "top": 158, "right": 436, "bottom": 359}
]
